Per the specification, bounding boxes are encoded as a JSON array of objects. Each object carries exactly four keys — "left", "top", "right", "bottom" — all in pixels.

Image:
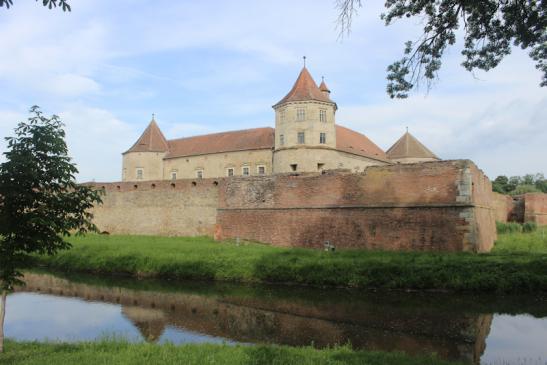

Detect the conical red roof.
[
  {"left": 274, "top": 67, "right": 334, "bottom": 107},
  {"left": 319, "top": 79, "right": 330, "bottom": 93},
  {"left": 124, "top": 119, "right": 169, "bottom": 154}
]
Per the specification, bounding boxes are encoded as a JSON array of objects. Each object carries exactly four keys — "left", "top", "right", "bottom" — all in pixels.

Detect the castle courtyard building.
[{"left": 122, "top": 66, "right": 438, "bottom": 181}]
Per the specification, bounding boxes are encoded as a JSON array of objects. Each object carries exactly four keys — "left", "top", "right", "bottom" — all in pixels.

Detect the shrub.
[
  {"left": 522, "top": 222, "right": 538, "bottom": 233},
  {"left": 496, "top": 221, "right": 522, "bottom": 234}
]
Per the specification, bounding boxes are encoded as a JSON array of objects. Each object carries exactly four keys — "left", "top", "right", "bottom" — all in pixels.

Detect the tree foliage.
[
  {"left": 0, "top": 106, "right": 102, "bottom": 292},
  {"left": 0, "top": 0, "right": 70, "bottom": 11},
  {"left": 492, "top": 173, "right": 547, "bottom": 194},
  {"left": 337, "top": 0, "right": 546, "bottom": 98}
]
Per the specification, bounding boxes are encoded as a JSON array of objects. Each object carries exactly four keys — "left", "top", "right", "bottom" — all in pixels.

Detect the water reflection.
[{"left": 7, "top": 271, "right": 547, "bottom": 364}]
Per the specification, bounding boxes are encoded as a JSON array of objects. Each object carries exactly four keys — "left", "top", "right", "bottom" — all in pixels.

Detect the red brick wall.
[
  {"left": 524, "top": 193, "right": 547, "bottom": 225},
  {"left": 216, "top": 160, "right": 496, "bottom": 252},
  {"left": 491, "top": 192, "right": 513, "bottom": 223}
]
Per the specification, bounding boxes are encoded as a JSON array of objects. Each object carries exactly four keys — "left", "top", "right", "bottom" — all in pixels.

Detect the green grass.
[
  {"left": 493, "top": 228, "right": 547, "bottom": 254},
  {"left": 31, "top": 231, "right": 547, "bottom": 292},
  {"left": 0, "top": 340, "right": 462, "bottom": 365}
]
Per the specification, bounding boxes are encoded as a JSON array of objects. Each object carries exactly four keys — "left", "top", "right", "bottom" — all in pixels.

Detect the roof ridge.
[{"left": 166, "top": 126, "right": 274, "bottom": 143}]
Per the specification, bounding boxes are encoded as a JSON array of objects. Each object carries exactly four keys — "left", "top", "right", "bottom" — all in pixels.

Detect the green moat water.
[{"left": 5, "top": 271, "right": 547, "bottom": 364}]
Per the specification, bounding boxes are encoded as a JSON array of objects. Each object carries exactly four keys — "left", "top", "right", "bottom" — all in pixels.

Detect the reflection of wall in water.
[{"left": 18, "top": 273, "right": 491, "bottom": 364}]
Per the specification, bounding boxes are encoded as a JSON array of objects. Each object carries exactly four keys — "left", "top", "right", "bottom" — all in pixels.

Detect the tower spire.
[{"left": 303, "top": 56, "right": 306, "bottom": 68}]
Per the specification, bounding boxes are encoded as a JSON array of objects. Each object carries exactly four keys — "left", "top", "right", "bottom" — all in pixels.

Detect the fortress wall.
[
  {"left": 468, "top": 163, "right": 497, "bottom": 252},
  {"left": 216, "top": 160, "right": 496, "bottom": 252},
  {"left": 524, "top": 193, "right": 547, "bottom": 225},
  {"left": 88, "top": 179, "right": 221, "bottom": 236},
  {"left": 491, "top": 192, "right": 513, "bottom": 223}
]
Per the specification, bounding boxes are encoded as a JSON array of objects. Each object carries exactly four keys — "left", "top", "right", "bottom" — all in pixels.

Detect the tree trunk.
[{"left": 0, "top": 290, "right": 6, "bottom": 354}]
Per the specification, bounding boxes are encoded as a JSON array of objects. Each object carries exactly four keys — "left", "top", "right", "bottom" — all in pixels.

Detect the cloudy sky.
[{"left": 1, "top": 0, "right": 545, "bottom": 182}]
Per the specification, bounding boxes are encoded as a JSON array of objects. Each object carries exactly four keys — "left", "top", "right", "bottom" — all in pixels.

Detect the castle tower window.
[
  {"left": 290, "top": 164, "right": 297, "bottom": 172},
  {"left": 196, "top": 170, "right": 203, "bottom": 179},
  {"left": 279, "top": 109, "right": 286, "bottom": 122},
  {"left": 242, "top": 166, "right": 250, "bottom": 176},
  {"left": 136, "top": 168, "right": 143, "bottom": 180},
  {"left": 296, "top": 108, "right": 305, "bottom": 121},
  {"left": 317, "top": 163, "right": 325, "bottom": 171},
  {"left": 257, "top": 165, "right": 265, "bottom": 175},
  {"left": 297, "top": 132, "right": 305, "bottom": 144},
  {"left": 320, "top": 132, "right": 326, "bottom": 144},
  {"left": 171, "top": 171, "right": 177, "bottom": 180},
  {"left": 280, "top": 134, "right": 285, "bottom": 146},
  {"left": 319, "top": 109, "right": 327, "bottom": 122},
  {"left": 227, "top": 168, "right": 234, "bottom": 177}
]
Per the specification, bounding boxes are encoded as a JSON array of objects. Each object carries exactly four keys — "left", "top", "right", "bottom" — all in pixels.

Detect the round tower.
[
  {"left": 122, "top": 116, "right": 169, "bottom": 181},
  {"left": 272, "top": 66, "right": 338, "bottom": 173}
]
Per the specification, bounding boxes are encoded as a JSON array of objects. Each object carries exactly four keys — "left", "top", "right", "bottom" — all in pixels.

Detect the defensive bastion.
[{"left": 89, "top": 159, "right": 507, "bottom": 252}]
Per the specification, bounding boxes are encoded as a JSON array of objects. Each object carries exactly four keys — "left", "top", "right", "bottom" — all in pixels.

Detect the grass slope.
[
  {"left": 1, "top": 340, "right": 462, "bottom": 365},
  {"left": 32, "top": 231, "right": 547, "bottom": 292}
]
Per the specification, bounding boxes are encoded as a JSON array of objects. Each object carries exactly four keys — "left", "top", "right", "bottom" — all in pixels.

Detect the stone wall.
[
  {"left": 491, "top": 192, "right": 513, "bottom": 223},
  {"left": 524, "top": 193, "right": 547, "bottom": 225},
  {"left": 89, "top": 159, "right": 498, "bottom": 252},
  {"left": 89, "top": 179, "right": 220, "bottom": 236},
  {"left": 163, "top": 148, "right": 273, "bottom": 180},
  {"left": 215, "top": 160, "right": 496, "bottom": 252},
  {"left": 490, "top": 192, "right": 547, "bottom": 226}
]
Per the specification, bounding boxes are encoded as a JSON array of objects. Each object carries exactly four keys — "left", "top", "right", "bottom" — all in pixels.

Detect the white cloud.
[{"left": 60, "top": 105, "right": 136, "bottom": 182}]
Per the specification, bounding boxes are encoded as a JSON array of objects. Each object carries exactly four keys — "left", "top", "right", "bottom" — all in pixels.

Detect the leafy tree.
[
  {"left": 492, "top": 175, "right": 509, "bottom": 193},
  {"left": 492, "top": 173, "right": 547, "bottom": 195},
  {"left": 0, "top": 106, "right": 102, "bottom": 353},
  {"left": 0, "top": 0, "right": 70, "bottom": 11},
  {"left": 336, "top": 0, "right": 546, "bottom": 98}
]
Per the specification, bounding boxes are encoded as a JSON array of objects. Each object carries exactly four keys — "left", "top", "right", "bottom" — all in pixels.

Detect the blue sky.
[{"left": 0, "top": 0, "right": 545, "bottom": 182}]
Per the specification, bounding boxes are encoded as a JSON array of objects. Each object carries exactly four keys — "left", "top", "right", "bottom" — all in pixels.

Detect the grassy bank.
[
  {"left": 32, "top": 231, "right": 547, "bottom": 292},
  {"left": 1, "top": 340, "right": 461, "bottom": 365}
]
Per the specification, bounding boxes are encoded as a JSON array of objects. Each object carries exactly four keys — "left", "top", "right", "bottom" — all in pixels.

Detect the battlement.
[{"left": 89, "top": 160, "right": 499, "bottom": 252}]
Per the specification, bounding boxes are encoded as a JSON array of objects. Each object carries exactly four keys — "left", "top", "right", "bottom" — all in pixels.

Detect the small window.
[
  {"left": 171, "top": 171, "right": 177, "bottom": 180},
  {"left": 227, "top": 168, "right": 234, "bottom": 177},
  {"left": 257, "top": 165, "right": 265, "bottom": 175},
  {"left": 280, "top": 134, "right": 285, "bottom": 146},
  {"left": 296, "top": 108, "right": 305, "bottom": 121},
  {"left": 317, "top": 163, "right": 325, "bottom": 171},
  {"left": 196, "top": 170, "right": 203, "bottom": 179},
  {"left": 320, "top": 132, "right": 326, "bottom": 144},
  {"left": 290, "top": 164, "right": 298, "bottom": 172},
  {"left": 319, "top": 109, "right": 327, "bottom": 122},
  {"left": 242, "top": 166, "right": 250, "bottom": 176},
  {"left": 297, "top": 132, "right": 305, "bottom": 144},
  {"left": 136, "top": 168, "right": 143, "bottom": 180},
  {"left": 279, "top": 109, "right": 286, "bottom": 122}
]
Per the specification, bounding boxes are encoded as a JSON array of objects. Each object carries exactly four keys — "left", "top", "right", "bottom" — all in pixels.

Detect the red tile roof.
[
  {"left": 386, "top": 132, "right": 439, "bottom": 160},
  {"left": 319, "top": 79, "right": 330, "bottom": 93},
  {"left": 274, "top": 67, "right": 334, "bottom": 107},
  {"left": 125, "top": 120, "right": 388, "bottom": 163},
  {"left": 124, "top": 120, "right": 169, "bottom": 154},
  {"left": 164, "top": 127, "right": 275, "bottom": 159},
  {"left": 335, "top": 125, "right": 389, "bottom": 162}
]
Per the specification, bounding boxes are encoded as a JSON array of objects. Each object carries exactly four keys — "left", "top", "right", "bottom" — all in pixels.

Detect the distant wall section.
[
  {"left": 524, "top": 193, "right": 547, "bottom": 226},
  {"left": 88, "top": 179, "right": 220, "bottom": 236}
]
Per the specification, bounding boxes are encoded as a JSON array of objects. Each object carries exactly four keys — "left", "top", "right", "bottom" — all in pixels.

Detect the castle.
[
  {"left": 122, "top": 66, "right": 439, "bottom": 181},
  {"left": 89, "top": 66, "right": 546, "bottom": 253}
]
